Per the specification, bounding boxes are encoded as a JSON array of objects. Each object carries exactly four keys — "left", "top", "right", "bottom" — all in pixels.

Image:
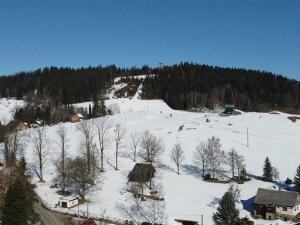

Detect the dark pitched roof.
[
  {"left": 6, "top": 120, "right": 24, "bottom": 132},
  {"left": 255, "top": 188, "right": 300, "bottom": 207},
  {"left": 175, "top": 219, "right": 199, "bottom": 225},
  {"left": 128, "top": 163, "right": 156, "bottom": 182}
]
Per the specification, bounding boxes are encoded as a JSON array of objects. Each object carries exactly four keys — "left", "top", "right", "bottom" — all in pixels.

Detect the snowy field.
[
  {"left": 0, "top": 98, "right": 26, "bottom": 125},
  {"left": 14, "top": 97, "right": 300, "bottom": 225}
]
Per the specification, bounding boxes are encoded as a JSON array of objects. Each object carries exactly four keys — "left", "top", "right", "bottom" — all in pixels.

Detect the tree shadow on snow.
[
  {"left": 157, "top": 163, "right": 177, "bottom": 174},
  {"left": 181, "top": 164, "right": 202, "bottom": 178},
  {"left": 241, "top": 196, "right": 255, "bottom": 213}
]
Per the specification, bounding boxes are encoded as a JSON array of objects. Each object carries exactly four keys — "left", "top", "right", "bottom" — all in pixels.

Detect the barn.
[{"left": 128, "top": 163, "right": 156, "bottom": 183}]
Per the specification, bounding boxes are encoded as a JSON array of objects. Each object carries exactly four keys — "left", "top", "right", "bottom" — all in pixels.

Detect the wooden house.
[
  {"left": 128, "top": 163, "right": 156, "bottom": 183},
  {"left": 253, "top": 188, "right": 300, "bottom": 221},
  {"left": 6, "top": 120, "right": 26, "bottom": 133},
  {"left": 71, "top": 113, "right": 84, "bottom": 123}
]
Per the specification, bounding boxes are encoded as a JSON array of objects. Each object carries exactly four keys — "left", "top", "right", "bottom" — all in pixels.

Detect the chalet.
[
  {"left": 128, "top": 163, "right": 156, "bottom": 183},
  {"left": 57, "top": 196, "right": 79, "bottom": 208},
  {"left": 71, "top": 113, "right": 84, "bottom": 123},
  {"left": 6, "top": 120, "right": 26, "bottom": 132},
  {"left": 253, "top": 188, "right": 300, "bottom": 221}
]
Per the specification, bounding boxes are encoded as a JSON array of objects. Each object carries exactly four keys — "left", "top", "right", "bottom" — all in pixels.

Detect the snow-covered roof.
[
  {"left": 59, "top": 195, "right": 79, "bottom": 202},
  {"left": 77, "top": 113, "right": 84, "bottom": 118}
]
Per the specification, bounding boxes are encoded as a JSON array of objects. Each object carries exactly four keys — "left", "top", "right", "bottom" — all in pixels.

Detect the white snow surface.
[
  {"left": 0, "top": 98, "right": 26, "bottom": 125},
  {"left": 5, "top": 97, "right": 300, "bottom": 225}
]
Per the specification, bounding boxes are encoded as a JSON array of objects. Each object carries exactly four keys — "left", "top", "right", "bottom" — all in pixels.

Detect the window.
[{"left": 282, "top": 207, "right": 287, "bottom": 211}]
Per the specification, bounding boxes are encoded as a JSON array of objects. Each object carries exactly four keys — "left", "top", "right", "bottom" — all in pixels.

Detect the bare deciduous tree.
[
  {"left": 193, "top": 141, "right": 208, "bottom": 177},
  {"left": 139, "top": 131, "right": 164, "bottom": 165},
  {"left": 170, "top": 143, "right": 185, "bottom": 174},
  {"left": 54, "top": 124, "right": 68, "bottom": 192},
  {"left": 117, "top": 190, "right": 167, "bottom": 225},
  {"left": 3, "top": 130, "right": 25, "bottom": 162},
  {"left": 228, "top": 183, "right": 241, "bottom": 203},
  {"left": 65, "top": 156, "right": 95, "bottom": 200},
  {"left": 129, "top": 132, "right": 140, "bottom": 162},
  {"left": 77, "top": 120, "right": 94, "bottom": 174},
  {"left": 95, "top": 117, "right": 112, "bottom": 172},
  {"left": 236, "top": 154, "right": 245, "bottom": 179},
  {"left": 226, "top": 148, "right": 238, "bottom": 180},
  {"left": 113, "top": 123, "right": 126, "bottom": 170},
  {"left": 272, "top": 167, "right": 280, "bottom": 181},
  {"left": 31, "top": 127, "right": 48, "bottom": 182},
  {"left": 226, "top": 148, "right": 245, "bottom": 180},
  {"left": 206, "top": 136, "right": 224, "bottom": 179}
]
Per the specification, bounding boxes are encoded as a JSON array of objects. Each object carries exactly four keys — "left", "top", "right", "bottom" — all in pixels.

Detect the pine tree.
[
  {"left": 2, "top": 176, "right": 28, "bottom": 225},
  {"left": 262, "top": 157, "right": 273, "bottom": 182},
  {"left": 294, "top": 165, "right": 300, "bottom": 192},
  {"left": 212, "top": 191, "right": 240, "bottom": 225}
]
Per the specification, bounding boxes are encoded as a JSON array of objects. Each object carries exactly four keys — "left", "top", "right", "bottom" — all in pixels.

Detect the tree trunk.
[
  {"left": 100, "top": 147, "right": 104, "bottom": 172},
  {"left": 115, "top": 143, "right": 118, "bottom": 170}
]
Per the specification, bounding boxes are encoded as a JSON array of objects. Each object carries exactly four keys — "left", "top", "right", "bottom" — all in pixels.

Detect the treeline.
[
  {"left": 0, "top": 65, "right": 153, "bottom": 105},
  {"left": 1, "top": 63, "right": 299, "bottom": 113},
  {"left": 14, "top": 99, "right": 107, "bottom": 125},
  {"left": 142, "top": 63, "right": 300, "bottom": 113}
]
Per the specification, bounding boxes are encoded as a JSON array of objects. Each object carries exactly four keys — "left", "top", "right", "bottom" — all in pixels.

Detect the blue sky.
[{"left": 0, "top": 0, "right": 299, "bottom": 79}]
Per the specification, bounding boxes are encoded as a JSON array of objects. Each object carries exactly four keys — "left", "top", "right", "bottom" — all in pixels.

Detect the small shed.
[
  {"left": 58, "top": 196, "right": 79, "bottom": 208},
  {"left": 71, "top": 114, "right": 80, "bottom": 123},
  {"left": 128, "top": 163, "right": 156, "bottom": 183},
  {"left": 223, "top": 104, "right": 235, "bottom": 115}
]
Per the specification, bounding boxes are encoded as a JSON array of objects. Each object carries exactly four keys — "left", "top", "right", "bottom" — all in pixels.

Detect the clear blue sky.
[{"left": 0, "top": 0, "right": 299, "bottom": 79}]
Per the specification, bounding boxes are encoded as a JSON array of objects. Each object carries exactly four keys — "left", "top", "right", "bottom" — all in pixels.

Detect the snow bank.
[
  {"left": 0, "top": 98, "right": 26, "bottom": 125},
  {"left": 21, "top": 98, "right": 300, "bottom": 225}
]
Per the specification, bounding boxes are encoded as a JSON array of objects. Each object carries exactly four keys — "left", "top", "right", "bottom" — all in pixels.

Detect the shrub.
[{"left": 204, "top": 173, "right": 211, "bottom": 180}]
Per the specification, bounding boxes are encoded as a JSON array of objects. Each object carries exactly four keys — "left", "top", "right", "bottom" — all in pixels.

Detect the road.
[{"left": 34, "top": 201, "right": 66, "bottom": 225}]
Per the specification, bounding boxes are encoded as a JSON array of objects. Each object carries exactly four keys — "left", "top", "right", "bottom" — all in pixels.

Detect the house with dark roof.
[
  {"left": 6, "top": 120, "right": 26, "bottom": 132},
  {"left": 253, "top": 188, "right": 300, "bottom": 221},
  {"left": 128, "top": 163, "right": 156, "bottom": 183}
]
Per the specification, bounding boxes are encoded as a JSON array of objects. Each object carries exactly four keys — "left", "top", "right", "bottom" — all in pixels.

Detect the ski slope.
[
  {"left": 16, "top": 98, "right": 299, "bottom": 225},
  {"left": 0, "top": 98, "right": 26, "bottom": 125}
]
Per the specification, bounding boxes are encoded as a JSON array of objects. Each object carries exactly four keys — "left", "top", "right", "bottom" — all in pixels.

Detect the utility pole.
[
  {"left": 246, "top": 127, "right": 249, "bottom": 147},
  {"left": 201, "top": 215, "right": 204, "bottom": 225}
]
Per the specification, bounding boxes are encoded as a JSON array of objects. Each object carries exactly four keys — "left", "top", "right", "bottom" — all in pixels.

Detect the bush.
[
  {"left": 285, "top": 177, "right": 293, "bottom": 185},
  {"left": 204, "top": 174, "right": 211, "bottom": 180}
]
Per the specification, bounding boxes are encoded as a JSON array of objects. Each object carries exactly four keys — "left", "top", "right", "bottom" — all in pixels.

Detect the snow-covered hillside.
[
  {"left": 0, "top": 98, "right": 26, "bottom": 125},
  {"left": 16, "top": 98, "right": 300, "bottom": 225}
]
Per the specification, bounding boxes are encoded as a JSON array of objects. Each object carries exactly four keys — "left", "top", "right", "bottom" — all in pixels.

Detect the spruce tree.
[
  {"left": 262, "top": 157, "right": 273, "bottom": 182},
  {"left": 212, "top": 191, "right": 240, "bottom": 225},
  {"left": 2, "top": 176, "right": 28, "bottom": 225},
  {"left": 294, "top": 165, "right": 300, "bottom": 192}
]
